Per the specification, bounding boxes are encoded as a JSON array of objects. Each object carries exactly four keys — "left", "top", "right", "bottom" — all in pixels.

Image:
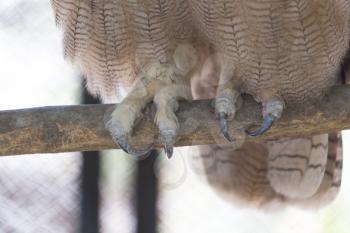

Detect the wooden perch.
[{"left": 1, "top": 85, "right": 350, "bottom": 156}]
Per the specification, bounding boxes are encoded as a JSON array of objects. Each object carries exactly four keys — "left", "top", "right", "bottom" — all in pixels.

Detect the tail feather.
[{"left": 191, "top": 133, "right": 342, "bottom": 210}]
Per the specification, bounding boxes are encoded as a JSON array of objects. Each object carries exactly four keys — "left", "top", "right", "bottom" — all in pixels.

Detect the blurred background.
[{"left": 1, "top": 1, "right": 350, "bottom": 233}]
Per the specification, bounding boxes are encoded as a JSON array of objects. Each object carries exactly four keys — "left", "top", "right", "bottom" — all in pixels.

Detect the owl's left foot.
[
  {"left": 247, "top": 98, "right": 284, "bottom": 137},
  {"left": 106, "top": 80, "right": 192, "bottom": 159},
  {"left": 106, "top": 44, "right": 198, "bottom": 158},
  {"left": 106, "top": 78, "right": 192, "bottom": 159}
]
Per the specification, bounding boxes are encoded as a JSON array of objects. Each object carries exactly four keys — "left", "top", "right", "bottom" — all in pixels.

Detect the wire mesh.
[
  {"left": 0, "top": 1, "right": 136, "bottom": 232},
  {"left": 0, "top": 154, "right": 81, "bottom": 233}
]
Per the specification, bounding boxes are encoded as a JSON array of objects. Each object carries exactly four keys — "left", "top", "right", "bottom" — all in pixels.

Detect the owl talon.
[
  {"left": 164, "top": 143, "right": 174, "bottom": 159},
  {"left": 247, "top": 98, "right": 284, "bottom": 137},
  {"left": 116, "top": 136, "right": 153, "bottom": 157},
  {"left": 116, "top": 139, "right": 129, "bottom": 154},
  {"left": 218, "top": 112, "right": 234, "bottom": 142},
  {"left": 160, "top": 130, "right": 176, "bottom": 159},
  {"left": 247, "top": 114, "right": 276, "bottom": 137}
]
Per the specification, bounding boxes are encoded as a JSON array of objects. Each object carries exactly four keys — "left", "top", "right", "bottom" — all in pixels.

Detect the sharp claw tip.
[
  {"left": 218, "top": 112, "right": 234, "bottom": 142},
  {"left": 246, "top": 129, "right": 261, "bottom": 137},
  {"left": 164, "top": 145, "right": 174, "bottom": 159},
  {"left": 117, "top": 140, "right": 129, "bottom": 154},
  {"left": 223, "top": 131, "right": 235, "bottom": 142},
  {"left": 116, "top": 137, "right": 153, "bottom": 157},
  {"left": 247, "top": 114, "right": 276, "bottom": 137}
]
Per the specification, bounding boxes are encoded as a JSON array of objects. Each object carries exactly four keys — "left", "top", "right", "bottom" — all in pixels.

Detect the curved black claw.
[
  {"left": 117, "top": 136, "right": 153, "bottom": 157},
  {"left": 160, "top": 132, "right": 176, "bottom": 159},
  {"left": 164, "top": 143, "right": 174, "bottom": 159},
  {"left": 218, "top": 112, "right": 235, "bottom": 142},
  {"left": 247, "top": 114, "right": 276, "bottom": 137}
]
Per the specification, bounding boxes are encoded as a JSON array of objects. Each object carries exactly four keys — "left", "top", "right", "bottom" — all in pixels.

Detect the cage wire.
[
  {"left": 0, "top": 1, "right": 81, "bottom": 232},
  {"left": 0, "top": 154, "right": 81, "bottom": 233}
]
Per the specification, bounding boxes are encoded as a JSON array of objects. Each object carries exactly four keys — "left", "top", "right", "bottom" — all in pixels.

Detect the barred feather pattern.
[
  {"left": 52, "top": 0, "right": 350, "bottom": 103},
  {"left": 189, "top": 0, "right": 350, "bottom": 104},
  {"left": 190, "top": 134, "right": 342, "bottom": 209},
  {"left": 51, "top": 0, "right": 194, "bottom": 102}
]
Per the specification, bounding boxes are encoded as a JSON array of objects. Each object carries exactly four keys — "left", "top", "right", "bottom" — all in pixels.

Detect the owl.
[{"left": 52, "top": 0, "right": 347, "bottom": 209}]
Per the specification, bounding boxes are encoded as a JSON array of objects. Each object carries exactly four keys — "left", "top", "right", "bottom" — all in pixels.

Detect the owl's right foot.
[
  {"left": 213, "top": 54, "right": 284, "bottom": 141},
  {"left": 215, "top": 90, "right": 284, "bottom": 141}
]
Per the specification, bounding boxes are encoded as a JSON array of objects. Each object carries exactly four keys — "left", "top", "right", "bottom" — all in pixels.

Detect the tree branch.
[{"left": 1, "top": 85, "right": 350, "bottom": 156}]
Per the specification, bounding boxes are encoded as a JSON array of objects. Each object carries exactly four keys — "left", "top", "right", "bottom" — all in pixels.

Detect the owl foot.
[
  {"left": 247, "top": 98, "right": 284, "bottom": 137},
  {"left": 106, "top": 80, "right": 192, "bottom": 158},
  {"left": 107, "top": 44, "right": 198, "bottom": 158}
]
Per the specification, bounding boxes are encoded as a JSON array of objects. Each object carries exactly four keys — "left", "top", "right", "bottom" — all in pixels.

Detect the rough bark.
[{"left": 1, "top": 85, "right": 350, "bottom": 156}]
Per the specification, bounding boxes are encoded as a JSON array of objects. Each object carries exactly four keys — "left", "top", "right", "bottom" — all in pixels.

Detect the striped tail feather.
[{"left": 191, "top": 133, "right": 342, "bottom": 210}]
